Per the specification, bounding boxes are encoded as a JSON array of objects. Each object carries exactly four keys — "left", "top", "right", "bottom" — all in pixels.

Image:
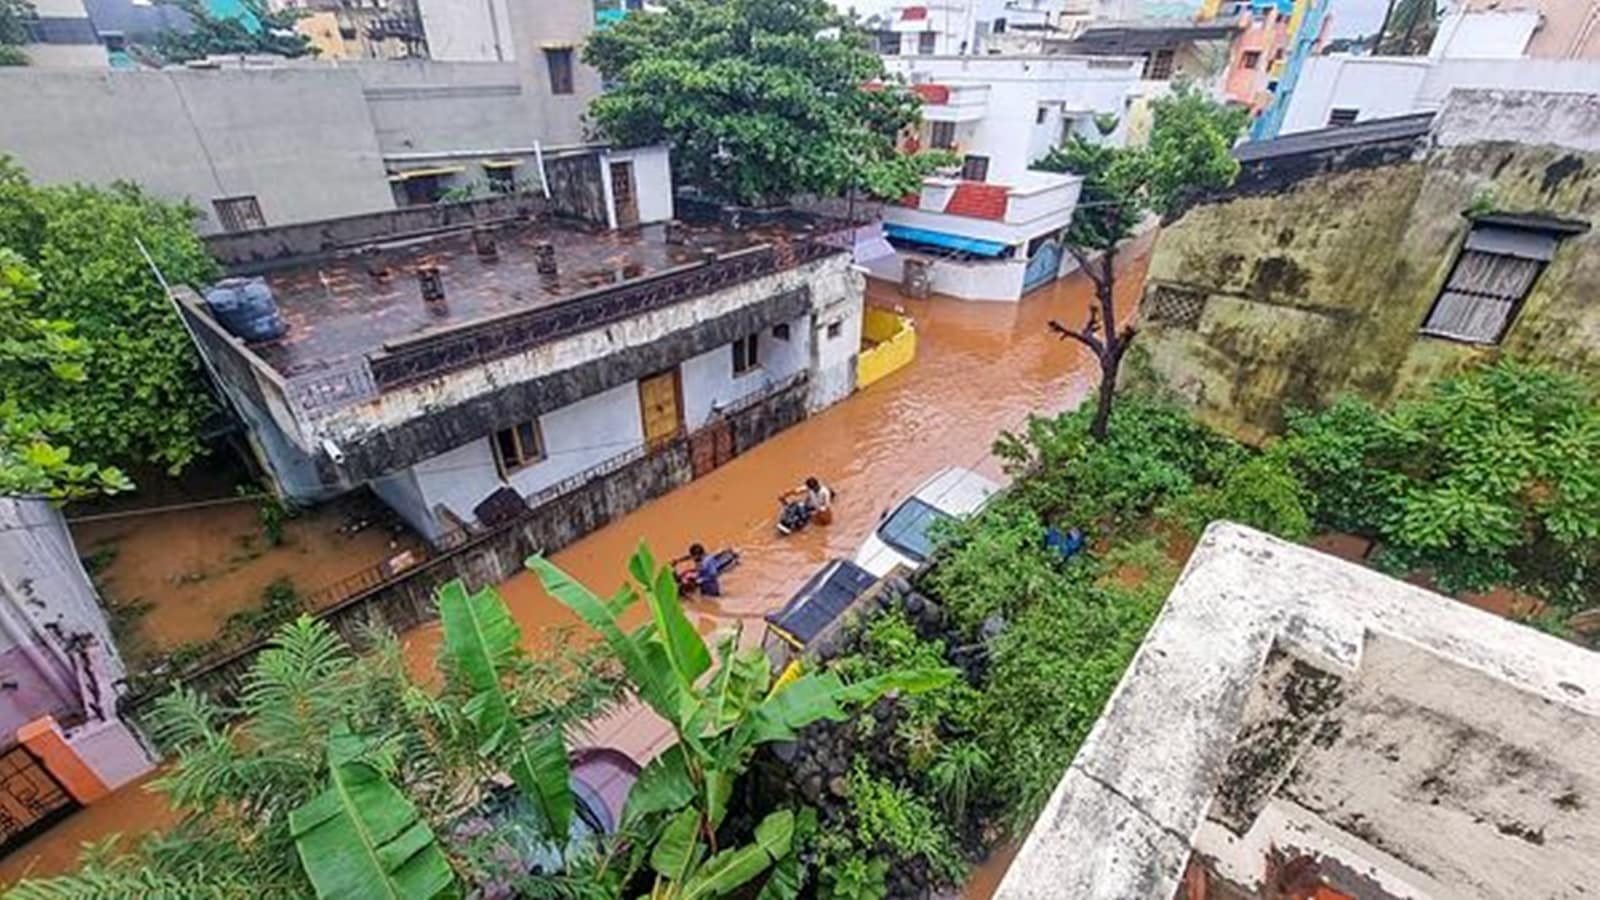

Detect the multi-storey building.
[
  {"left": 179, "top": 158, "right": 866, "bottom": 545},
  {"left": 869, "top": 53, "right": 1140, "bottom": 300}
]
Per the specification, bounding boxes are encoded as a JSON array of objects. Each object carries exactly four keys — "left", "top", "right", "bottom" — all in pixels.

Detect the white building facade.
[
  {"left": 1279, "top": 8, "right": 1600, "bottom": 135},
  {"left": 868, "top": 54, "right": 1141, "bottom": 301}
]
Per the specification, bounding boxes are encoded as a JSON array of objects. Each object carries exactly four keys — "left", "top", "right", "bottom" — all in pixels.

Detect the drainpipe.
[{"left": 534, "top": 139, "right": 552, "bottom": 199}]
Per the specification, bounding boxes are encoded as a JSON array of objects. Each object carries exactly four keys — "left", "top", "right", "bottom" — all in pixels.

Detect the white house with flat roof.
[{"left": 866, "top": 54, "right": 1141, "bottom": 301}]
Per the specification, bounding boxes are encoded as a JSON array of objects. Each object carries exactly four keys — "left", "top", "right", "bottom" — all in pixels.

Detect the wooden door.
[
  {"left": 638, "top": 369, "right": 681, "bottom": 448},
  {"left": 690, "top": 417, "right": 735, "bottom": 478},
  {"left": 610, "top": 160, "right": 639, "bottom": 228}
]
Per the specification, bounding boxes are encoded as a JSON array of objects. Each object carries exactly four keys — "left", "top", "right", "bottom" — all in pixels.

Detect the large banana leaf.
[
  {"left": 288, "top": 732, "right": 455, "bottom": 900},
  {"left": 739, "top": 668, "right": 957, "bottom": 747},
  {"left": 438, "top": 579, "right": 573, "bottom": 837},
  {"left": 527, "top": 554, "right": 683, "bottom": 720},
  {"left": 623, "top": 744, "right": 697, "bottom": 825},
  {"left": 680, "top": 810, "right": 795, "bottom": 900},
  {"left": 630, "top": 544, "right": 712, "bottom": 689}
]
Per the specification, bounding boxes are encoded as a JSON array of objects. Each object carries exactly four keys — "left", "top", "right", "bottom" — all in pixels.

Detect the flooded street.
[
  {"left": 0, "top": 243, "right": 1149, "bottom": 886},
  {"left": 402, "top": 244, "right": 1147, "bottom": 667}
]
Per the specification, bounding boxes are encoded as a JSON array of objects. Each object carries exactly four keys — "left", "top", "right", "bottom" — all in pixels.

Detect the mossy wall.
[{"left": 1138, "top": 138, "right": 1600, "bottom": 442}]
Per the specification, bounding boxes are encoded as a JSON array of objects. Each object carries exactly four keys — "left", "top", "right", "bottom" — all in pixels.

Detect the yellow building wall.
[{"left": 857, "top": 307, "right": 916, "bottom": 389}]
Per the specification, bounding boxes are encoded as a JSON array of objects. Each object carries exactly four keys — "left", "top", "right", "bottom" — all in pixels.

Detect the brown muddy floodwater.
[{"left": 0, "top": 244, "right": 1149, "bottom": 888}]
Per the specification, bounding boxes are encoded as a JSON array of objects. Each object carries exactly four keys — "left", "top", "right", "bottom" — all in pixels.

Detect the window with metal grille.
[
  {"left": 213, "top": 196, "right": 265, "bottom": 232},
  {"left": 1241, "top": 50, "right": 1261, "bottom": 69},
  {"left": 929, "top": 120, "right": 957, "bottom": 150},
  {"left": 1420, "top": 225, "right": 1556, "bottom": 344},
  {"left": 918, "top": 31, "right": 936, "bottom": 54},
  {"left": 732, "top": 333, "right": 760, "bottom": 375},
  {"left": 1327, "top": 107, "right": 1359, "bottom": 127},
  {"left": 1143, "top": 49, "right": 1175, "bottom": 80},
  {"left": 494, "top": 420, "right": 545, "bottom": 473},
  {"left": 1145, "top": 285, "right": 1207, "bottom": 330},
  {"left": 960, "top": 155, "right": 989, "bottom": 182},
  {"left": 544, "top": 48, "right": 574, "bottom": 94}
]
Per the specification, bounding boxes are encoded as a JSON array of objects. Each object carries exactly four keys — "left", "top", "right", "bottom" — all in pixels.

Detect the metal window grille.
[
  {"left": 1146, "top": 286, "right": 1207, "bottom": 330},
  {"left": 1327, "top": 108, "right": 1359, "bottom": 127},
  {"left": 214, "top": 196, "right": 265, "bottom": 233},
  {"left": 1421, "top": 250, "right": 1541, "bottom": 344}
]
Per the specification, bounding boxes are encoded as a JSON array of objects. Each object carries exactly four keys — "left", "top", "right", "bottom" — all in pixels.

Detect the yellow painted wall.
[{"left": 857, "top": 307, "right": 916, "bottom": 389}]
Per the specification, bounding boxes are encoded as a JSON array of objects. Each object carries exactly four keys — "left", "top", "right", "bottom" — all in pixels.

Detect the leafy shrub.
[
  {"left": 844, "top": 763, "right": 966, "bottom": 886},
  {"left": 1278, "top": 360, "right": 1600, "bottom": 601},
  {"left": 994, "top": 396, "right": 1244, "bottom": 532},
  {"left": 1169, "top": 454, "right": 1312, "bottom": 541}
]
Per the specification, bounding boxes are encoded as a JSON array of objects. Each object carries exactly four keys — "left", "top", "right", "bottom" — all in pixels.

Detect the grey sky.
[{"left": 826, "top": 0, "right": 1398, "bottom": 38}]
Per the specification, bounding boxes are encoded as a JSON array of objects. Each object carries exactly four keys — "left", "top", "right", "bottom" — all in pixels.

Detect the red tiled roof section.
[
  {"left": 901, "top": 5, "right": 928, "bottom": 20},
  {"left": 911, "top": 83, "right": 950, "bottom": 104},
  {"left": 944, "top": 181, "right": 1008, "bottom": 220}
]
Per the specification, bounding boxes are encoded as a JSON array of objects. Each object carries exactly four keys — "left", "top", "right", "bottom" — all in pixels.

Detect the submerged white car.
[{"left": 853, "top": 467, "right": 1000, "bottom": 578}]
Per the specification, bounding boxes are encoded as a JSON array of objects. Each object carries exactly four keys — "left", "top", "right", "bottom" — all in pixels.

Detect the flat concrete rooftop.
[
  {"left": 231, "top": 212, "right": 838, "bottom": 378},
  {"left": 1001, "top": 523, "right": 1600, "bottom": 900}
]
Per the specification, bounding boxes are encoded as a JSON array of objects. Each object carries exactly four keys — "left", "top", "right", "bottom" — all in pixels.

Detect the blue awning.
[{"left": 883, "top": 223, "right": 1008, "bottom": 257}]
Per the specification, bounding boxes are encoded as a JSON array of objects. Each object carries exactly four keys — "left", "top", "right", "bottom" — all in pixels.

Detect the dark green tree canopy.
[
  {"left": 0, "top": 0, "right": 34, "bottom": 65},
  {"left": 584, "top": 0, "right": 940, "bottom": 206},
  {"left": 151, "top": 0, "right": 313, "bottom": 64},
  {"left": 0, "top": 159, "right": 220, "bottom": 475}
]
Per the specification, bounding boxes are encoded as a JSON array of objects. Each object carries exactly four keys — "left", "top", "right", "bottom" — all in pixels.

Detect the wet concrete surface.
[{"left": 0, "top": 242, "right": 1149, "bottom": 886}]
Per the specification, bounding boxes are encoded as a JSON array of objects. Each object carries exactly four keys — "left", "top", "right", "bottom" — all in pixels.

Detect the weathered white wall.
[
  {"left": 414, "top": 438, "right": 501, "bottom": 528},
  {"left": 808, "top": 278, "right": 864, "bottom": 411},
  {"left": 312, "top": 254, "right": 862, "bottom": 446},
  {"left": 417, "top": 0, "right": 515, "bottom": 61},
  {"left": 1281, "top": 54, "right": 1600, "bottom": 135},
  {"left": 885, "top": 55, "right": 1141, "bottom": 180},
  {"left": 681, "top": 314, "right": 812, "bottom": 430},
  {"left": 0, "top": 67, "right": 395, "bottom": 233},
  {"left": 1280, "top": 56, "right": 1433, "bottom": 133},
  {"left": 1429, "top": 9, "right": 1541, "bottom": 59},
  {"left": 604, "top": 145, "right": 675, "bottom": 225},
  {"left": 506, "top": 381, "right": 646, "bottom": 498},
  {"left": 0, "top": 499, "right": 128, "bottom": 742}
]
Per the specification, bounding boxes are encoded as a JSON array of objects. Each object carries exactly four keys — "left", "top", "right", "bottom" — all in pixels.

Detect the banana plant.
[
  {"left": 528, "top": 543, "right": 955, "bottom": 896},
  {"left": 437, "top": 579, "right": 576, "bottom": 838},
  {"left": 288, "top": 726, "right": 456, "bottom": 900}
]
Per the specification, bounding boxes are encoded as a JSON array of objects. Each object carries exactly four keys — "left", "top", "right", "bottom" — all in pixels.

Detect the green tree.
[
  {"left": 0, "top": 249, "right": 132, "bottom": 498},
  {"left": 0, "top": 0, "right": 32, "bottom": 65},
  {"left": 1035, "top": 85, "right": 1245, "bottom": 440},
  {"left": 0, "top": 159, "right": 220, "bottom": 472},
  {"left": 584, "top": 0, "right": 947, "bottom": 206},
  {"left": 150, "top": 0, "right": 314, "bottom": 64},
  {"left": 529, "top": 543, "right": 955, "bottom": 898},
  {"left": 1376, "top": 0, "right": 1438, "bottom": 56}
]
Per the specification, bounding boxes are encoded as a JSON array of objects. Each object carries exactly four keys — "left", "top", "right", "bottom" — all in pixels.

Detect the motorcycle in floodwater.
[
  {"left": 673, "top": 548, "right": 740, "bottom": 596},
  {"left": 776, "top": 499, "right": 812, "bottom": 536}
]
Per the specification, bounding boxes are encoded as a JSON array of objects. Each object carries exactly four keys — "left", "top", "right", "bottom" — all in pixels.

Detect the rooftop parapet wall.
[
  {"left": 204, "top": 193, "right": 549, "bottom": 270},
  {"left": 998, "top": 523, "right": 1600, "bottom": 899}
]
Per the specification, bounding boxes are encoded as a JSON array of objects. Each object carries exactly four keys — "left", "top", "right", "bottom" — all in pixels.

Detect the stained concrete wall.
[
  {"left": 0, "top": 499, "right": 130, "bottom": 742},
  {"left": 0, "top": 68, "right": 395, "bottom": 233},
  {"left": 1136, "top": 89, "right": 1600, "bottom": 442}
]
